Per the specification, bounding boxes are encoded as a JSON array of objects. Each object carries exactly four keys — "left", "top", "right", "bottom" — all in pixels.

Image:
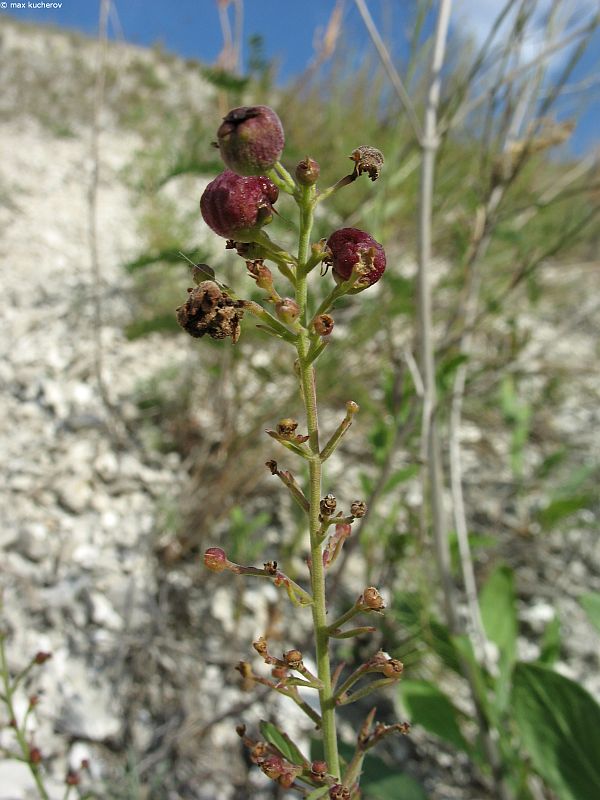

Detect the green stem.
[
  {"left": 0, "top": 636, "right": 50, "bottom": 800},
  {"left": 295, "top": 184, "right": 340, "bottom": 779}
]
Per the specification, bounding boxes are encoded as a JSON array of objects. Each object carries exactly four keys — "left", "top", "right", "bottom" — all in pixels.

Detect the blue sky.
[{"left": 2, "top": 0, "right": 598, "bottom": 154}]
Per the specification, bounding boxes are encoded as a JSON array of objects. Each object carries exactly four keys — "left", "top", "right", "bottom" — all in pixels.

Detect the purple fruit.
[
  {"left": 326, "top": 228, "right": 386, "bottom": 288},
  {"left": 200, "top": 169, "right": 278, "bottom": 241},
  {"left": 217, "top": 105, "right": 284, "bottom": 176}
]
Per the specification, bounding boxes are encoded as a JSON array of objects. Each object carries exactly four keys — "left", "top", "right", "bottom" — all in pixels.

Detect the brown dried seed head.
[
  {"left": 350, "top": 145, "right": 384, "bottom": 181},
  {"left": 176, "top": 280, "right": 244, "bottom": 343},
  {"left": 263, "top": 560, "right": 278, "bottom": 575},
  {"left": 350, "top": 500, "right": 367, "bottom": 518},
  {"left": 320, "top": 494, "right": 337, "bottom": 516},
  {"left": 362, "top": 586, "right": 385, "bottom": 610},
  {"left": 283, "top": 649, "right": 303, "bottom": 669}
]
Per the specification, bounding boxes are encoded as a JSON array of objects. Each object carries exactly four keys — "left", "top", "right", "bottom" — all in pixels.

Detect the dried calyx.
[{"left": 176, "top": 281, "right": 244, "bottom": 343}]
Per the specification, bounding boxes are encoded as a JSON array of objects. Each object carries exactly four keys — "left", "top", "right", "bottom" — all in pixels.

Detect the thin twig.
[{"left": 353, "top": 0, "right": 424, "bottom": 144}]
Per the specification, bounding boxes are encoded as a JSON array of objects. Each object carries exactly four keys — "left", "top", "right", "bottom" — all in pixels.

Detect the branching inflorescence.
[{"left": 178, "top": 105, "right": 409, "bottom": 797}]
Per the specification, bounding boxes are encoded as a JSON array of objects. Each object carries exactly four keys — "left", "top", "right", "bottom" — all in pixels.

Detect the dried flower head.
[
  {"left": 320, "top": 494, "right": 337, "bottom": 517},
  {"left": 350, "top": 500, "right": 367, "bottom": 518},
  {"left": 362, "top": 586, "right": 385, "bottom": 611},
  {"left": 326, "top": 228, "right": 386, "bottom": 289},
  {"left": 350, "top": 145, "right": 384, "bottom": 181},
  {"left": 283, "top": 649, "right": 303, "bottom": 669},
  {"left": 217, "top": 105, "right": 284, "bottom": 176},
  {"left": 200, "top": 170, "right": 278, "bottom": 241},
  {"left": 176, "top": 281, "right": 244, "bottom": 343},
  {"left": 313, "top": 313, "right": 334, "bottom": 337},
  {"left": 277, "top": 418, "right": 298, "bottom": 437}
]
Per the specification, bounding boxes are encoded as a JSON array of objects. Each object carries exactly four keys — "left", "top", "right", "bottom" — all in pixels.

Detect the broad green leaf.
[
  {"left": 259, "top": 721, "right": 307, "bottom": 767},
  {"left": 361, "top": 755, "right": 428, "bottom": 800},
  {"left": 480, "top": 565, "right": 517, "bottom": 665},
  {"left": 579, "top": 592, "right": 600, "bottom": 634},
  {"left": 451, "top": 634, "right": 490, "bottom": 719},
  {"left": 512, "top": 662, "right": 600, "bottom": 800},
  {"left": 400, "top": 680, "right": 469, "bottom": 752}
]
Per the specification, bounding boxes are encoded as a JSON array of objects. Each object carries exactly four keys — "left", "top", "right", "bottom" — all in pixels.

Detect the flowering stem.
[
  {"left": 295, "top": 184, "right": 341, "bottom": 779},
  {"left": 0, "top": 634, "right": 49, "bottom": 800}
]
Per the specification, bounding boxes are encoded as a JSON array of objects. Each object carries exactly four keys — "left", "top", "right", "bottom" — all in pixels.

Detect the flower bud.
[
  {"left": 346, "top": 400, "right": 359, "bottom": 415},
  {"left": 246, "top": 260, "right": 274, "bottom": 289},
  {"left": 327, "top": 228, "right": 386, "bottom": 288},
  {"left": 34, "top": 651, "right": 52, "bottom": 665},
  {"left": 200, "top": 170, "right": 278, "bottom": 241},
  {"left": 217, "top": 106, "right": 284, "bottom": 176},
  {"left": 295, "top": 156, "right": 320, "bottom": 185},
  {"left": 203, "top": 547, "right": 228, "bottom": 572},
  {"left": 275, "top": 298, "right": 300, "bottom": 325},
  {"left": 330, "top": 786, "right": 350, "bottom": 799},
  {"left": 313, "top": 313, "right": 334, "bottom": 337},
  {"left": 261, "top": 754, "right": 285, "bottom": 779},
  {"left": 311, "top": 760, "right": 328, "bottom": 780}
]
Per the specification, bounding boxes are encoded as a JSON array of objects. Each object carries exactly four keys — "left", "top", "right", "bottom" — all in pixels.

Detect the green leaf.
[
  {"left": 536, "top": 494, "right": 593, "bottom": 530},
  {"left": 579, "top": 592, "right": 600, "bottom": 634},
  {"left": 360, "top": 753, "right": 428, "bottom": 800},
  {"left": 258, "top": 721, "right": 307, "bottom": 767},
  {"left": 480, "top": 565, "right": 517, "bottom": 665},
  {"left": 382, "top": 465, "right": 420, "bottom": 494},
  {"left": 512, "top": 662, "right": 600, "bottom": 800},
  {"left": 400, "top": 680, "right": 469, "bottom": 752},
  {"left": 538, "top": 616, "right": 561, "bottom": 666}
]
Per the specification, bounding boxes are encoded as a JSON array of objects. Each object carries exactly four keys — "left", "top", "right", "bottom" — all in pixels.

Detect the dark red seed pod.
[
  {"left": 217, "top": 106, "right": 284, "bottom": 176},
  {"left": 200, "top": 170, "right": 279, "bottom": 241},
  {"left": 326, "top": 228, "right": 386, "bottom": 288}
]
